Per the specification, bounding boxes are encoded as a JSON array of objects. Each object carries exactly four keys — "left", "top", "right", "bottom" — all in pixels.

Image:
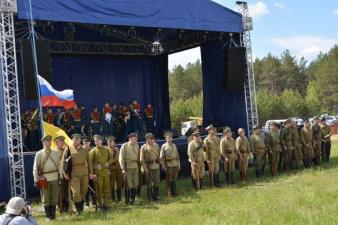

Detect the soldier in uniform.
[
  {"left": 160, "top": 132, "right": 180, "bottom": 197},
  {"left": 220, "top": 127, "right": 237, "bottom": 184},
  {"left": 106, "top": 136, "right": 123, "bottom": 202},
  {"left": 54, "top": 136, "right": 70, "bottom": 213},
  {"left": 235, "top": 128, "right": 250, "bottom": 181},
  {"left": 33, "top": 135, "right": 59, "bottom": 221},
  {"left": 311, "top": 117, "right": 323, "bottom": 165},
  {"left": 61, "top": 134, "right": 90, "bottom": 215},
  {"left": 203, "top": 125, "right": 221, "bottom": 186},
  {"left": 89, "top": 135, "right": 113, "bottom": 211},
  {"left": 140, "top": 133, "right": 161, "bottom": 201},
  {"left": 188, "top": 132, "right": 206, "bottom": 191},
  {"left": 320, "top": 118, "right": 332, "bottom": 162},
  {"left": 300, "top": 120, "right": 314, "bottom": 168},
  {"left": 266, "top": 122, "right": 282, "bottom": 176},
  {"left": 119, "top": 133, "right": 140, "bottom": 205},
  {"left": 250, "top": 125, "right": 267, "bottom": 178},
  {"left": 290, "top": 120, "right": 303, "bottom": 169},
  {"left": 280, "top": 119, "right": 293, "bottom": 171},
  {"left": 90, "top": 106, "right": 101, "bottom": 136}
]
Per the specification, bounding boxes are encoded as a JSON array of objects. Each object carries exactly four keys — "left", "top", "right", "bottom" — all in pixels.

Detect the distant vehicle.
[
  {"left": 181, "top": 117, "right": 203, "bottom": 136},
  {"left": 324, "top": 116, "right": 337, "bottom": 126},
  {"left": 262, "top": 119, "right": 286, "bottom": 134}
]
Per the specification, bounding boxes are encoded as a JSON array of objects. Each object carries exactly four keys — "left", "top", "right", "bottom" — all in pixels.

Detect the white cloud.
[
  {"left": 332, "top": 8, "right": 338, "bottom": 15},
  {"left": 168, "top": 47, "right": 201, "bottom": 70},
  {"left": 271, "top": 35, "right": 338, "bottom": 60},
  {"left": 274, "top": 2, "right": 286, "bottom": 10},
  {"left": 248, "top": 2, "right": 269, "bottom": 17}
]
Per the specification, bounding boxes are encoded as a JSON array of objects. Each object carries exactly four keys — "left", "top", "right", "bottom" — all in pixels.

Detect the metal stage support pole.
[
  {"left": 0, "top": 0, "right": 26, "bottom": 198},
  {"left": 236, "top": 1, "right": 259, "bottom": 134}
]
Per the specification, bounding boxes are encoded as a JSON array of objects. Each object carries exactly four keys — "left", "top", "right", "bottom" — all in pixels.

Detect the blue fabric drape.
[
  {"left": 18, "top": 0, "right": 243, "bottom": 33},
  {"left": 201, "top": 41, "right": 247, "bottom": 132},
  {"left": 51, "top": 55, "right": 170, "bottom": 135}
]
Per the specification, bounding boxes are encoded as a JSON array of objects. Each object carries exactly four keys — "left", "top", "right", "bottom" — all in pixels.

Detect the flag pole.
[{"left": 28, "top": 0, "right": 44, "bottom": 135}]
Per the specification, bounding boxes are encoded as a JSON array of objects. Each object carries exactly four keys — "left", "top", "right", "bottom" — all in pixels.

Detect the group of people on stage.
[
  {"left": 22, "top": 100, "right": 155, "bottom": 150},
  {"left": 32, "top": 116, "right": 332, "bottom": 221}
]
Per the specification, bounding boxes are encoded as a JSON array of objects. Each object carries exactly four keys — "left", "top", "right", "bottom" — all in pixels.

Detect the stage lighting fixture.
[{"left": 151, "top": 41, "right": 164, "bottom": 54}]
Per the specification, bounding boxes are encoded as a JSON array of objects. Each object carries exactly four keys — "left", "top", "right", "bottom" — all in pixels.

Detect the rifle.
[
  {"left": 58, "top": 180, "right": 63, "bottom": 213},
  {"left": 93, "top": 150, "right": 98, "bottom": 211}
]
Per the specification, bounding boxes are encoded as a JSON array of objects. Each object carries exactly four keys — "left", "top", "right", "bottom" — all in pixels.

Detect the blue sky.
[{"left": 169, "top": 0, "right": 338, "bottom": 69}]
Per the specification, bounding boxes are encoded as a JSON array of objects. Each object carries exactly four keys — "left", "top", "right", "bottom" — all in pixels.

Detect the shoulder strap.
[
  {"left": 3, "top": 214, "right": 15, "bottom": 225},
  {"left": 40, "top": 150, "right": 51, "bottom": 173}
]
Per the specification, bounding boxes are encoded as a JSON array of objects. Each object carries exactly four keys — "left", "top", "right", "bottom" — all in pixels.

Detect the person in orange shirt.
[
  {"left": 72, "top": 104, "right": 83, "bottom": 133},
  {"left": 90, "top": 106, "right": 101, "bottom": 135}
]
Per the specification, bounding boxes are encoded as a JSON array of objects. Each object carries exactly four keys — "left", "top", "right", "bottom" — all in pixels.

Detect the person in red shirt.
[
  {"left": 131, "top": 100, "right": 141, "bottom": 133},
  {"left": 145, "top": 103, "right": 154, "bottom": 133},
  {"left": 90, "top": 106, "right": 101, "bottom": 135},
  {"left": 44, "top": 108, "right": 55, "bottom": 125},
  {"left": 72, "top": 104, "right": 82, "bottom": 133}
]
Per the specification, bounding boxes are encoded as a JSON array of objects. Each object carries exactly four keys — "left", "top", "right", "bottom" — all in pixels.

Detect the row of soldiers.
[
  {"left": 33, "top": 117, "right": 332, "bottom": 221},
  {"left": 33, "top": 131, "right": 179, "bottom": 221}
]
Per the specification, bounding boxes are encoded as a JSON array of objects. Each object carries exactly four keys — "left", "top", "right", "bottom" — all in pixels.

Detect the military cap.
[
  {"left": 223, "top": 126, "right": 231, "bottom": 134},
  {"left": 128, "top": 133, "right": 138, "bottom": 138},
  {"left": 253, "top": 125, "right": 260, "bottom": 130},
  {"left": 145, "top": 133, "right": 154, "bottom": 139},
  {"left": 192, "top": 131, "right": 200, "bottom": 136},
  {"left": 105, "top": 136, "right": 116, "bottom": 142},
  {"left": 54, "top": 135, "right": 65, "bottom": 142},
  {"left": 82, "top": 136, "right": 91, "bottom": 142},
  {"left": 41, "top": 135, "right": 52, "bottom": 142},
  {"left": 71, "top": 134, "right": 82, "bottom": 139},
  {"left": 205, "top": 124, "right": 214, "bottom": 131},
  {"left": 164, "top": 131, "right": 173, "bottom": 138},
  {"left": 93, "top": 134, "right": 104, "bottom": 140}
]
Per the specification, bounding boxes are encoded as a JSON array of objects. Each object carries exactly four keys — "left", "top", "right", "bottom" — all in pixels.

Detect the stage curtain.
[
  {"left": 51, "top": 54, "right": 171, "bottom": 135},
  {"left": 201, "top": 41, "right": 248, "bottom": 133}
]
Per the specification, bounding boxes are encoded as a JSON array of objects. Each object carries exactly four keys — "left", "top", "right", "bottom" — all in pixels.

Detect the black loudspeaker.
[
  {"left": 21, "top": 39, "right": 52, "bottom": 100},
  {"left": 223, "top": 47, "right": 246, "bottom": 92}
]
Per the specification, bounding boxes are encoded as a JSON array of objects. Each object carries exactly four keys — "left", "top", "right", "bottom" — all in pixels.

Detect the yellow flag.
[{"left": 43, "top": 121, "right": 72, "bottom": 149}]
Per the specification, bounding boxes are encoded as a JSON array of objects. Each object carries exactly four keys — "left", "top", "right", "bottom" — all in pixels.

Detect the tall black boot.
[
  {"left": 230, "top": 172, "right": 235, "bottom": 184},
  {"left": 44, "top": 206, "right": 51, "bottom": 219},
  {"left": 131, "top": 188, "right": 136, "bottom": 205},
  {"left": 214, "top": 174, "right": 220, "bottom": 187},
  {"left": 116, "top": 189, "right": 122, "bottom": 202},
  {"left": 192, "top": 178, "right": 196, "bottom": 190},
  {"left": 225, "top": 173, "right": 229, "bottom": 184},
  {"left": 153, "top": 186, "right": 160, "bottom": 201},
  {"left": 255, "top": 169, "right": 259, "bottom": 178},
  {"left": 74, "top": 202, "right": 82, "bottom": 215},
  {"left": 137, "top": 185, "right": 141, "bottom": 197},
  {"left": 171, "top": 181, "right": 177, "bottom": 196},
  {"left": 112, "top": 189, "right": 116, "bottom": 202},
  {"left": 147, "top": 186, "right": 153, "bottom": 202},
  {"left": 62, "top": 199, "right": 69, "bottom": 213},
  {"left": 125, "top": 189, "right": 130, "bottom": 205},
  {"left": 81, "top": 200, "right": 85, "bottom": 211},
  {"left": 200, "top": 179, "right": 204, "bottom": 189},
  {"left": 50, "top": 205, "right": 56, "bottom": 220}
]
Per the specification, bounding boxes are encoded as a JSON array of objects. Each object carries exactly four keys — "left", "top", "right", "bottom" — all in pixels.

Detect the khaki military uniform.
[
  {"left": 300, "top": 127, "right": 314, "bottom": 167},
  {"left": 280, "top": 127, "right": 293, "bottom": 171},
  {"left": 89, "top": 146, "right": 113, "bottom": 207},
  {"left": 311, "top": 124, "right": 323, "bottom": 165},
  {"left": 119, "top": 142, "right": 140, "bottom": 189},
  {"left": 108, "top": 146, "right": 123, "bottom": 194},
  {"left": 140, "top": 143, "right": 161, "bottom": 187},
  {"left": 188, "top": 140, "right": 205, "bottom": 180},
  {"left": 220, "top": 136, "right": 237, "bottom": 172},
  {"left": 56, "top": 147, "right": 69, "bottom": 213},
  {"left": 33, "top": 148, "right": 60, "bottom": 207},
  {"left": 267, "top": 130, "right": 282, "bottom": 176},
  {"left": 235, "top": 136, "right": 250, "bottom": 180},
  {"left": 250, "top": 133, "right": 267, "bottom": 176},
  {"left": 160, "top": 142, "right": 180, "bottom": 195},
  {"left": 321, "top": 124, "right": 331, "bottom": 162},
  {"left": 62, "top": 145, "right": 89, "bottom": 204},
  {"left": 203, "top": 135, "right": 221, "bottom": 175},
  {"left": 290, "top": 127, "right": 303, "bottom": 168}
]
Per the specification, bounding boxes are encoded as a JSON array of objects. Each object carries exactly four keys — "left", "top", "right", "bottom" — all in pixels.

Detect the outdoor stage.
[{"left": 0, "top": 0, "right": 256, "bottom": 201}]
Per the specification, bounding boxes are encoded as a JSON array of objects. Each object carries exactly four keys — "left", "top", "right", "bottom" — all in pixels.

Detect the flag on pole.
[
  {"left": 37, "top": 75, "right": 76, "bottom": 109},
  {"left": 43, "top": 121, "right": 72, "bottom": 149}
]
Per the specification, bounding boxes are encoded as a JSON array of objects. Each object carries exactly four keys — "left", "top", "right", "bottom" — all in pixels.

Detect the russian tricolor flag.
[{"left": 37, "top": 75, "right": 76, "bottom": 109}]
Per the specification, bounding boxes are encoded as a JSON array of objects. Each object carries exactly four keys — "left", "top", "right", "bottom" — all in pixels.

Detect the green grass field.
[{"left": 33, "top": 140, "right": 338, "bottom": 225}]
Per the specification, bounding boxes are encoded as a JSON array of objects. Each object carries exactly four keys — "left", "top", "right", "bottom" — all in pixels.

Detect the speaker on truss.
[
  {"left": 222, "top": 47, "right": 246, "bottom": 92},
  {"left": 20, "top": 39, "right": 52, "bottom": 100}
]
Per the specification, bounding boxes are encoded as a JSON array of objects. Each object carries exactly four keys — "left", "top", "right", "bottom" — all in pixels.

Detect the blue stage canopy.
[{"left": 18, "top": 0, "right": 243, "bottom": 33}]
